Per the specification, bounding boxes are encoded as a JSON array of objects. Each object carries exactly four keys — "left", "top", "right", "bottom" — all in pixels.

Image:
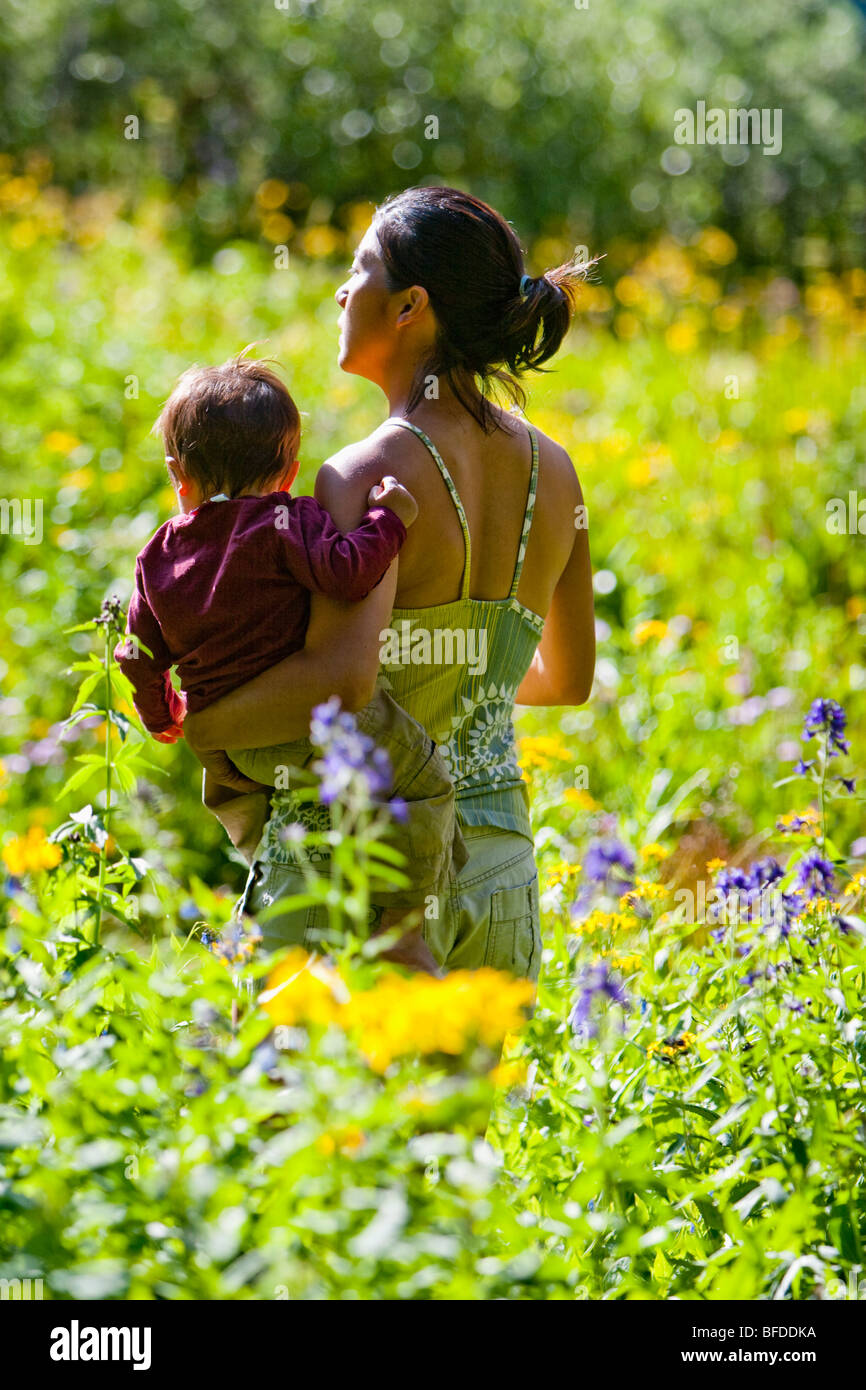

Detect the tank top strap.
[
  {"left": 508, "top": 425, "right": 539, "bottom": 599},
  {"left": 383, "top": 417, "right": 472, "bottom": 599}
]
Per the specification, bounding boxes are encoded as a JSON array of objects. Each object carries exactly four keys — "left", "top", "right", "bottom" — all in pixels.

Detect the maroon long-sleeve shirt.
[{"left": 114, "top": 492, "right": 405, "bottom": 736}]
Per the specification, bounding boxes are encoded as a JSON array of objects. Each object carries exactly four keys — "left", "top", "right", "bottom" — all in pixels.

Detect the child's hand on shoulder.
[{"left": 368, "top": 476, "right": 418, "bottom": 528}]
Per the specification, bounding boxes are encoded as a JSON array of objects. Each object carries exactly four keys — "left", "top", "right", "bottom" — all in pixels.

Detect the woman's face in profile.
[{"left": 334, "top": 226, "right": 396, "bottom": 380}]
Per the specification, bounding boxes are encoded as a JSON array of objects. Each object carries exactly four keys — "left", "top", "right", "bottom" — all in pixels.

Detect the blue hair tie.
[{"left": 519, "top": 273, "right": 533, "bottom": 299}]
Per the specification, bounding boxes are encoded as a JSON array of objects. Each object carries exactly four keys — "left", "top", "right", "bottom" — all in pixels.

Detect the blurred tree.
[{"left": 0, "top": 0, "right": 863, "bottom": 267}]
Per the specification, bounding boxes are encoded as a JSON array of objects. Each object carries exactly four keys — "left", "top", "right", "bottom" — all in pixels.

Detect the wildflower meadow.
[{"left": 1, "top": 0, "right": 865, "bottom": 1339}]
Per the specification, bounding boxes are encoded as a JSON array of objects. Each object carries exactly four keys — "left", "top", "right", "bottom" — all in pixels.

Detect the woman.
[{"left": 185, "top": 186, "right": 595, "bottom": 981}]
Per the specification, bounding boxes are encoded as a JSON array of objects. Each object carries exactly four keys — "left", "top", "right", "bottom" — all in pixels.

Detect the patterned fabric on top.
[{"left": 376, "top": 416, "right": 544, "bottom": 841}]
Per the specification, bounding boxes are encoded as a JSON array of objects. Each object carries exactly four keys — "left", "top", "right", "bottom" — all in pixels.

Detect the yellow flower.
[
  {"left": 60, "top": 467, "right": 95, "bottom": 490},
  {"left": 300, "top": 224, "right": 344, "bottom": 258},
  {"left": 625, "top": 456, "right": 655, "bottom": 488},
  {"left": 255, "top": 179, "right": 290, "bottom": 210},
  {"left": 261, "top": 212, "right": 295, "bottom": 244},
  {"left": 648, "top": 1031, "right": 698, "bottom": 1061},
  {"left": 545, "top": 861, "right": 582, "bottom": 889},
  {"left": 706, "top": 857, "right": 727, "bottom": 874},
  {"left": 634, "top": 620, "right": 668, "bottom": 646},
  {"left": 614, "top": 275, "right": 645, "bottom": 307},
  {"left": 844, "top": 872, "right": 866, "bottom": 897},
  {"left": 574, "top": 909, "right": 634, "bottom": 938},
  {"left": 316, "top": 1124, "right": 366, "bottom": 1156},
  {"left": 711, "top": 301, "right": 743, "bottom": 332},
  {"left": 614, "top": 312, "right": 641, "bottom": 340},
  {"left": 775, "top": 808, "right": 821, "bottom": 837},
  {"left": 804, "top": 897, "right": 841, "bottom": 916},
  {"left": 2, "top": 825, "right": 62, "bottom": 875},
  {"left": 599, "top": 950, "right": 642, "bottom": 973},
  {"left": 261, "top": 956, "right": 535, "bottom": 1074},
  {"left": 489, "top": 1057, "right": 529, "bottom": 1089},
  {"left": 343, "top": 969, "right": 535, "bottom": 1073},
  {"left": 260, "top": 948, "right": 346, "bottom": 1027},
  {"left": 623, "top": 879, "right": 668, "bottom": 910},
  {"left": 782, "top": 408, "right": 811, "bottom": 435},
  {"left": 517, "top": 735, "right": 572, "bottom": 773},
  {"left": 43, "top": 430, "right": 81, "bottom": 455},
  {"left": 665, "top": 320, "right": 698, "bottom": 354},
  {"left": 640, "top": 843, "right": 669, "bottom": 864},
  {"left": 696, "top": 227, "right": 737, "bottom": 266},
  {"left": 563, "top": 788, "right": 600, "bottom": 811}
]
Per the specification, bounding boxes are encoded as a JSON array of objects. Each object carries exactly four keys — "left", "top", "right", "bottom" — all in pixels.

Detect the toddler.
[{"left": 116, "top": 353, "right": 463, "bottom": 969}]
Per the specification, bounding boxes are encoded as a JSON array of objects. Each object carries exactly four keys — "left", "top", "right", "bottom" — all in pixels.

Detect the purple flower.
[
  {"left": 803, "top": 698, "right": 849, "bottom": 757},
  {"left": 715, "top": 858, "right": 799, "bottom": 934},
  {"left": 582, "top": 839, "right": 635, "bottom": 897},
  {"left": 569, "top": 962, "right": 629, "bottom": 1038},
  {"left": 310, "top": 698, "right": 394, "bottom": 806},
  {"left": 715, "top": 866, "right": 752, "bottom": 896},
  {"left": 748, "top": 858, "right": 785, "bottom": 891},
  {"left": 838, "top": 777, "right": 856, "bottom": 794},
  {"left": 792, "top": 849, "right": 835, "bottom": 901},
  {"left": 794, "top": 759, "right": 815, "bottom": 775}
]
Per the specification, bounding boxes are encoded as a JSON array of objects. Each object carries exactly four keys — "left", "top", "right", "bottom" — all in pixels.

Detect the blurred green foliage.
[{"left": 1, "top": 0, "right": 864, "bottom": 267}]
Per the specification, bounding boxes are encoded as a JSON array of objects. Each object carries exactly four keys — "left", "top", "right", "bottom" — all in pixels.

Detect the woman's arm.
[
  {"left": 515, "top": 476, "right": 595, "bottom": 706},
  {"left": 184, "top": 567, "right": 397, "bottom": 756}
]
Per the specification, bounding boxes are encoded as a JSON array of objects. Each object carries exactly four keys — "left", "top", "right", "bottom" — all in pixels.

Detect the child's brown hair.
[{"left": 154, "top": 349, "right": 301, "bottom": 498}]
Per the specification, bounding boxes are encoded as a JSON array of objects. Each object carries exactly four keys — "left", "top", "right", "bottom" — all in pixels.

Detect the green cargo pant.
[{"left": 239, "top": 821, "right": 541, "bottom": 987}]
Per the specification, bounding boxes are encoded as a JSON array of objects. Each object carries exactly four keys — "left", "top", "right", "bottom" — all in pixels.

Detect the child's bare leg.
[{"left": 371, "top": 908, "right": 444, "bottom": 977}]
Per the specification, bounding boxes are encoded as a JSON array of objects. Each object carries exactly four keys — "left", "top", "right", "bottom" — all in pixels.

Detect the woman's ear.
[{"left": 395, "top": 284, "right": 430, "bottom": 328}]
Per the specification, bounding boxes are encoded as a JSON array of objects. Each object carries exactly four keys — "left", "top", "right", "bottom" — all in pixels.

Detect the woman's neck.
[{"left": 384, "top": 370, "right": 482, "bottom": 426}]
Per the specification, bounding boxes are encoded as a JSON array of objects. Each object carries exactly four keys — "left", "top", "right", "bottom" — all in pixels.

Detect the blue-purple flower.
[
  {"left": 310, "top": 697, "right": 395, "bottom": 808},
  {"left": 569, "top": 962, "right": 629, "bottom": 1038},
  {"left": 713, "top": 857, "right": 800, "bottom": 935},
  {"left": 792, "top": 848, "right": 835, "bottom": 901},
  {"left": 582, "top": 839, "right": 635, "bottom": 897},
  {"left": 802, "top": 698, "right": 849, "bottom": 757}
]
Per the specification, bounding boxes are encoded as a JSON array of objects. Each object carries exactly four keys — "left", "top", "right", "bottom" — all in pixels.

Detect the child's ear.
[
  {"left": 282, "top": 458, "right": 301, "bottom": 491},
  {"left": 166, "top": 456, "right": 192, "bottom": 497}
]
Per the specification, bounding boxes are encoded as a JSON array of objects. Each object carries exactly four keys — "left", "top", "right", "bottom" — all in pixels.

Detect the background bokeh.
[{"left": 1, "top": 0, "right": 864, "bottom": 266}]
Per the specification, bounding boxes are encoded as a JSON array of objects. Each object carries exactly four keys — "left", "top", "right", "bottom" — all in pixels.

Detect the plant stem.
[{"left": 93, "top": 627, "right": 113, "bottom": 947}]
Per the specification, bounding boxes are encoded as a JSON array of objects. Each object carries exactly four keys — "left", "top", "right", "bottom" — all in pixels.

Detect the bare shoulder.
[
  {"left": 530, "top": 423, "right": 584, "bottom": 506},
  {"left": 314, "top": 423, "right": 432, "bottom": 529},
  {"left": 317, "top": 423, "right": 429, "bottom": 495}
]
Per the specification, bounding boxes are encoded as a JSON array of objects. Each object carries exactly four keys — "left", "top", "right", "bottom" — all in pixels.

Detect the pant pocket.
[{"left": 484, "top": 876, "right": 540, "bottom": 982}]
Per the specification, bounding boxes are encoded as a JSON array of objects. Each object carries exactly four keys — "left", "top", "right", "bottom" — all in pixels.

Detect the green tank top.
[{"left": 376, "top": 416, "right": 544, "bottom": 841}]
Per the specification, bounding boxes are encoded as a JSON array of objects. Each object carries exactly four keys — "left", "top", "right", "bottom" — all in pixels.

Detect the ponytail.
[
  {"left": 501, "top": 253, "right": 601, "bottom": 377},
  {"left": 373, "top": 187, "right": 601, "bottom": 433}
]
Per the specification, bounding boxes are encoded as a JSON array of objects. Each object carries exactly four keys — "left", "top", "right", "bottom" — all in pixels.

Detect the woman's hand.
[{"left": 189, "top": 745, "right": 263, "bottom": 795}]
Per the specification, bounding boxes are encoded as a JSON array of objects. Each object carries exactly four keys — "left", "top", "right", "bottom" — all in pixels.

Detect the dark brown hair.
[
  {"left": 372, "top": 186, "right": 598, "bottom": 433},
  {"left": 154, "top": 349, "right": 301, "bottom": 497}
]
